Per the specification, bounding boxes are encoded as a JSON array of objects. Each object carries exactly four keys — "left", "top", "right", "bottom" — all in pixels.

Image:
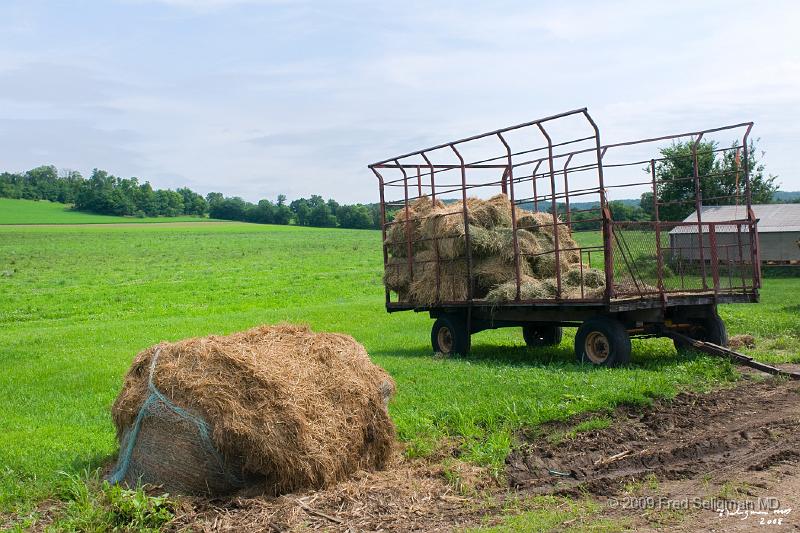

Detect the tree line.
[
  {"left": 0, "top": 140, "right": 778, "bottom": 230},
  {"left": 0, "top": 166, "right": 382, "bottom": 229}
]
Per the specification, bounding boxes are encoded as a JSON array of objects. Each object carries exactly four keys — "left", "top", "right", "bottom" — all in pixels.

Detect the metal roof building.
[{"left": 670, "top": 204, "right": 800, "bottom": 264}]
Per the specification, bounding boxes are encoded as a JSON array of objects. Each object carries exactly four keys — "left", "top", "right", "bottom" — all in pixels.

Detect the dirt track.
[{"left": 508, "top": 375, "right": 800, "bottom": 531}]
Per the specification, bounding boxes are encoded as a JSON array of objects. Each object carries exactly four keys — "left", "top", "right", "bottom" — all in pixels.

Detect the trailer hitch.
[{"left": 666, "top": 331, "right": 800, "bottom": 380}]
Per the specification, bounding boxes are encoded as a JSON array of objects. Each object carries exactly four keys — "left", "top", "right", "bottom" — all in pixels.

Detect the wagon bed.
[{"left": 369, "top": 108, "right": 761, "bottom": 364}]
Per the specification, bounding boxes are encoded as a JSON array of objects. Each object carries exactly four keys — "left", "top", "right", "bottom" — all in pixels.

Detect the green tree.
[
  {"left": 337, "top": 204, "right": 373, "bottom": 229},
  {"left": 652, "top": 140, "right": 777, "bottom": 221},
  {"left": 308, "top": 202, "right": 337, "bottom": 227}
]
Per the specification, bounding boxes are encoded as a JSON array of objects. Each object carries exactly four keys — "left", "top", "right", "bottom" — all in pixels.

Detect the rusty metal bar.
[
  {"left": 691, "top": 134, "right": 708, "bottom": 290},
  {"left": 498, "top": 132, "right": 522, "bottom": 301},
  {"left": 371, "top": 167, "right": 391, "bottom": 305},
  {"left": 450, "top": 144, "right": 473, "bottom": 302},
  {"left": 736, "top": 224, "right": 746, "bottom": 289},
  {"left": 651, "top": 159, "right": 665, "bottom": 298},
  {"left": 741, "top": 123, "right": 761, "bottom": 289},
  {"left": 562, "top": 153, "right": 574, "bottom": 230},
  {"left": 709, "top": 224, "right": 720, "bottom": 292},
  {"left": 537, "top": 122, "right": 561, "bottom": 298},
  {"left": 531, "top": 160, "right": 543, "bottom": 212},
  {"left": 420, "top": 151, "right": 435, "bottom": 202},
  {"left": 397, "top": 160, "right": 414, "bottom": 290},
  {"left": 585, "top": 111, "right": 613, "bottom": 301}
]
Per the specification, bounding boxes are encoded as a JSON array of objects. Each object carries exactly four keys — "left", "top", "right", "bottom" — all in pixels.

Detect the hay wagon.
[{"left": 369, "top": 108, "right": 761, "bottom": 366}]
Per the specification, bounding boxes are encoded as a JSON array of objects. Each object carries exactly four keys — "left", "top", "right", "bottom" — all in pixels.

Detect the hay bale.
[
  {"left": 516, "top": 211, "right": 556, "bottom": 235},
  {"left": 408, "top": 255, "right": 469, "bottom": 305},
  {"left": 564, "top": 267, "right": 606, "bottom": 290},
  {"left": 473, "top": 255, "right": 533, "bottom": 292},
  {"left": 485, "top": 276, "right": 557, "bottom": 303},
  {"left": 494, "top": 228, "right": 545, "bottom": 263},
  {"left": 110, "top": 325, "right": 396, "bottom": 496},
  {"left": 469, "top": 193, "right": 512, "bottom": 228},
  {"left": 383, "top": 256, "right": 411, "bottom": 292},
  {"left": 384, "top": 197, "right": 443, "bottom": 257}
]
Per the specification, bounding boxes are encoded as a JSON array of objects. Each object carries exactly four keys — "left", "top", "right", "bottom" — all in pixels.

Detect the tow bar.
[{"left": 666, "top": 331, "right": 800, "bottom": 380}]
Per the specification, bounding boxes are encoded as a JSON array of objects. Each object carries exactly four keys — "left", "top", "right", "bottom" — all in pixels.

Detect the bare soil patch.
[{"left": 508, "top": 376, "right": 800, "bottom": 531}]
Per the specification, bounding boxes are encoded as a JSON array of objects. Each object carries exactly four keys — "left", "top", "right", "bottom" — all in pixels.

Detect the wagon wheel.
[
  {"left": 575, "top": 317, "right": 631, "bottom": 367},
  {"left": 522, "top": 325, "right": 563, "bottom": 347},
  {"left": 674, "top": 313, "right": 728, "bottom": 351},
  {"left": 431, "top": 315, "right": 471, "bottom": 356}
]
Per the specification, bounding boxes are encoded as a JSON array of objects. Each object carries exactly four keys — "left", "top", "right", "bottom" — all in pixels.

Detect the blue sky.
[{"left": 1, "top": 0, "right": 798, "bottom": 203}]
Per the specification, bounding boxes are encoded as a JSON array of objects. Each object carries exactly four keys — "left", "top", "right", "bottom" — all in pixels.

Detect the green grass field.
[
  {"left": 1, "top": 222, "right": 798, "bottom": 519},
  {"left": 0, "top": 198, "right": 214, "bottom": 225}
]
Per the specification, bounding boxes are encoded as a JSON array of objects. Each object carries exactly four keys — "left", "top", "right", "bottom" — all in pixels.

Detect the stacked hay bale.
[
  {"left": 109, "top": 324, "right": 396, "bottom": 496},
  {"left": 383, "top": 194, "right": 605, "bottom": 303}
]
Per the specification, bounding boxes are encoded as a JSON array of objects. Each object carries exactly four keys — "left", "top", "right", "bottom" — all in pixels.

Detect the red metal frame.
[{"left": 369, "top": 108, "right": 760, "bottom": 310}]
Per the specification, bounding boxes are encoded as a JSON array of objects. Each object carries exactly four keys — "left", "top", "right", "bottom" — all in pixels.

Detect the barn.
[{"left": 669, "top": 204, "right": 800, "bottom": 264}]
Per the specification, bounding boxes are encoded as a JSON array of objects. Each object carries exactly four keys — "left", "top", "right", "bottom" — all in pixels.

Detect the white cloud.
[{"left": 1, "top": 0, "right": 798, "bottom": 202}]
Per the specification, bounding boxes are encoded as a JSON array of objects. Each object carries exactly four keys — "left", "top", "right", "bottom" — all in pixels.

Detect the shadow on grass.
[
  {"left": 373, "top": 340, "right": 696, "bottom": 372},
  {"left": 68, "top": 451, "right": 115, "bottom": 478}
]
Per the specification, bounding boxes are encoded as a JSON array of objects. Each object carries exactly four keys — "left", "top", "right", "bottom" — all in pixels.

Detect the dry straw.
[
  {"left": 112, "top": 324, "right": 396, "bottom": 496},
  {"left": 383, "top": 193, "right": 600, "bottom": 303}
]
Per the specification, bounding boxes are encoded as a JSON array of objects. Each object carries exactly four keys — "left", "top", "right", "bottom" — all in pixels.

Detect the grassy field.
[
  {"left": 0, "top": 198, "right": 214, "bottom": 225},
  {"left": 1, "top": 222, "right": 798, "bottom": 519}
]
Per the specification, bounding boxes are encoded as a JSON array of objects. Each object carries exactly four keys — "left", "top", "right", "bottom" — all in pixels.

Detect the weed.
[{"left": 46, "top": 472, "right": 174, "bottom": 532}]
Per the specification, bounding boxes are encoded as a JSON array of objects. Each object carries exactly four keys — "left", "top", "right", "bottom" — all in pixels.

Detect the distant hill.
[
  {"left": 773, "top": 191, "right": 800, "bottom": 203},
  {"left": 0, "top": 198, "right": 217, "bottom": 225}
]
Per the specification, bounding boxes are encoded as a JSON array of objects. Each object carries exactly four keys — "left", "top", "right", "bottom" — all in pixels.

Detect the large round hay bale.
[{"left": 110, "top": 325, "right": 396, "bottom": 496}]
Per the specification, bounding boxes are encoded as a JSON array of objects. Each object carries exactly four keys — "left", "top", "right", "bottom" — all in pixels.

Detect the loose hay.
[
  {"left": 485, "top": 276, "right": 557, "bottom": 302},
  {"left": 729, "top": 334, "right": 756, "bottom": 350},
  {"left": 473, "top": 256, "right": 533, "bottom": 292},
  {"left": 565, "top": 266, "right": 606, "bottom": 290},
  {"left": 409, "top": 256, "right": 469, "bottom": 305},
  {"left": 110, "top": 324, "right": 396, "bottom": 496},
  {"left": 384, "top": 197, "right": 443, "bottom": 257},
  {"left": 383, "top": 194, "right": 594, "bottom": 304}
]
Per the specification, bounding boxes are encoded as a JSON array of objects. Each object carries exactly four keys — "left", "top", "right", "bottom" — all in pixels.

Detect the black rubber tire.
[
  {"left": 575, "top": 316, "right": 631, "bottom": 367},
  {"left": 522, "top": 325, "right": 563, "bottom": 347},
  {"left": 674, "top": 313, "right": 728, "bottom": 351},
  {"left": 431, "top": 315, "right": 471, "bottom": 356}
]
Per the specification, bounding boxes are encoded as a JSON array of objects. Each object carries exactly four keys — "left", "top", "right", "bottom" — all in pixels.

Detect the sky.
[{"left": 1, "top": 0, "right": 798, "bottom": 203}]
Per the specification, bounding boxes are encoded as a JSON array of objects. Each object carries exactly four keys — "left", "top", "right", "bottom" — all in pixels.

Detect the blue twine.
[{"left": 108, "top": 347, "right": 244, "bottom": 487}]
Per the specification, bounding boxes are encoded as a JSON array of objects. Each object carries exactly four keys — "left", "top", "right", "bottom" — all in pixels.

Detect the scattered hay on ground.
[
  {"left": 111, "top": 324, "right": 396, "bottom": 496},
  {"left": 729, "top": 334, "right": 756, "bottom": 349}
]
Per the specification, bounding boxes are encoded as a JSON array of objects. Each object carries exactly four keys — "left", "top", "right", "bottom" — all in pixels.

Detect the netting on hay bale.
[
  {"left": 382, "top": 193, "right": 604, "bottom": 303},
  {"left": 109, "top": 325, "right": 396, "bottom": 496}
]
